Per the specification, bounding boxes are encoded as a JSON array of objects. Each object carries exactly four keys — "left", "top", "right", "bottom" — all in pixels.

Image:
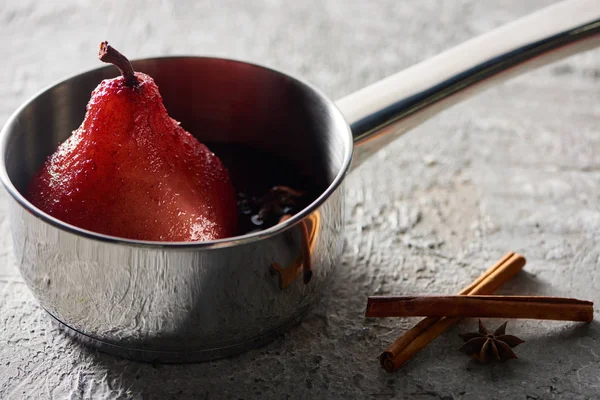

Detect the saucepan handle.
[{"left": 336, "top": 0, "right": 600, "bottom": 170}]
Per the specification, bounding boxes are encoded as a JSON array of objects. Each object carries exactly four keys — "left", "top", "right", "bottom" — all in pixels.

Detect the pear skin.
[{"left": 26, "top": 42, "right": 238, "bottom": 242}]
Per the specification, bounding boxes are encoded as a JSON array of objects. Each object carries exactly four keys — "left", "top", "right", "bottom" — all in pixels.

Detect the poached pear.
[{"left": 26, "top": 42, "right": 238, "bottom": 242}]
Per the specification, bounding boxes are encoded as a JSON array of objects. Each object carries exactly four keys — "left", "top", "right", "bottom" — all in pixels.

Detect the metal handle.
[{"left": 336, "top": 0, "right": 600, "bottom": 170}]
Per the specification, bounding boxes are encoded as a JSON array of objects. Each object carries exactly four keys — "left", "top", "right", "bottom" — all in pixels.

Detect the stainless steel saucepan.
[{"left": 1, "top": 0, "right": 599, "bottom": 362}]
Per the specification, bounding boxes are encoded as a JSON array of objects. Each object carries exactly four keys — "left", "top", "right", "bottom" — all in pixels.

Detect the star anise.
[
  {"left": 257, "top": 186, "right": 304, "bottom": 221},
  {"left": 459, "top": 320, "right": 525, "bottom": 363}
]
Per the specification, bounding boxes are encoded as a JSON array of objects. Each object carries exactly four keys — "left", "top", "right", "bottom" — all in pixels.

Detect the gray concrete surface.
[{"left": 1, "top": 0, "right": 599, "bottom": 399}]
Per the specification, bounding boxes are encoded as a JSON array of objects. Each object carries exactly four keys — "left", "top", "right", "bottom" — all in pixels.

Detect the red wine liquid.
[{"left": 209, "top": 143, "right": 325, "bottom": 235}]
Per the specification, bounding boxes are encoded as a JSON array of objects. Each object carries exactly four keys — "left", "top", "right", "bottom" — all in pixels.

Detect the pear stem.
[{"left": 98, "top": 41, "right": 139, "bottom": 87}]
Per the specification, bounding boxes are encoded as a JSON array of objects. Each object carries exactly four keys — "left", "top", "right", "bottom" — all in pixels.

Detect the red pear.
[{"left": 26, "top": 42, "right": 238, "bottom": 242}]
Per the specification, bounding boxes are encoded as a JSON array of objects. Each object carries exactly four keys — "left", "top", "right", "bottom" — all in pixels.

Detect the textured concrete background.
[{"left": 1, "top": 0, "right": 599, "bottom": 399}]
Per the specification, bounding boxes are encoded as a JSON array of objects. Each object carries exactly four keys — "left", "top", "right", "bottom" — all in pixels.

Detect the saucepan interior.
[{"left": 1, "top": 56, "right": 353, "bottom": 247}]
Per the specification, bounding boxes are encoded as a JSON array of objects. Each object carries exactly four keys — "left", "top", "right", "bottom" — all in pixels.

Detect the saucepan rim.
[{"left": 0, "top": 55, "right": 354, "bottom": 250}]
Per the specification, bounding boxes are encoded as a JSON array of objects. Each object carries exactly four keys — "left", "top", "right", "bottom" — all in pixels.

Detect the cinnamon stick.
[
  {"left": 378, "top": 252, "right": 525, "bottom": 373},
  {"left": 366, "top": 295, "right": 593, "bottom": 322}
]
